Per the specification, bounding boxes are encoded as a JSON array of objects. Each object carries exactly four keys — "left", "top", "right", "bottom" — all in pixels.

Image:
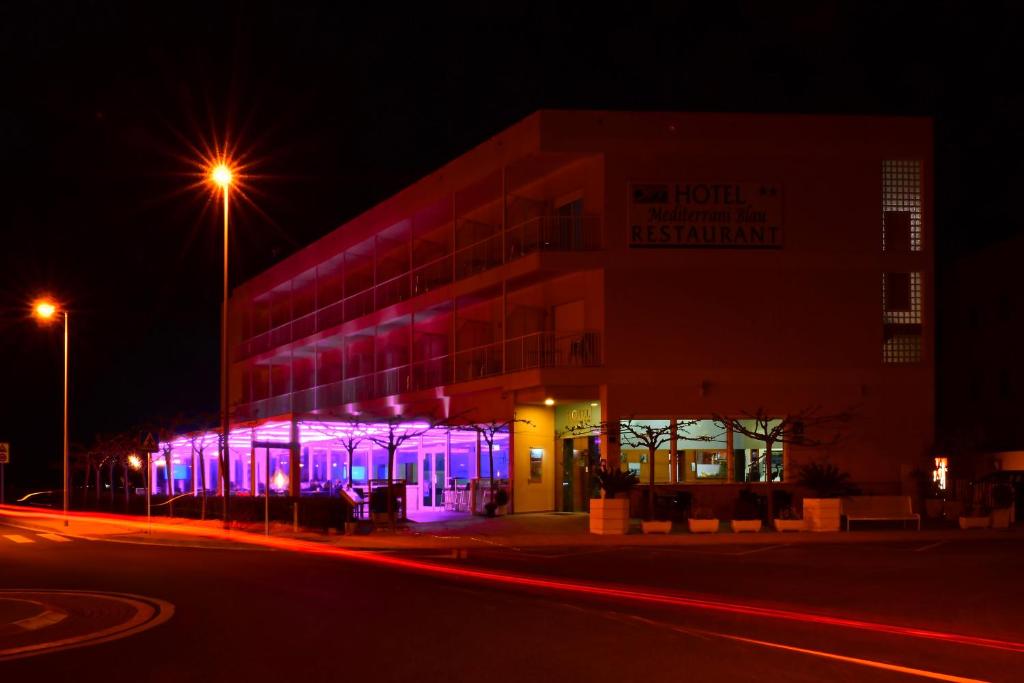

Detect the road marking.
[
  {"left": 734, "top": 543, "right": 791, "bottom": 556},
  {"left": 715, "top": 632, "right": 988, "bottom": 683},
  {"left": 36, "top": 533, "right": 71, "bottom": 543},
  {"left": 14, "top": 609, "right": 67, "bottom": 631},
  {"left": 913, "top": 541, "right": 947, "bottom": 552},
  {"left": 3, "top": 534, "right": 34, "bottom": 544},
  {"left": 0, "top": 590, "right": 175, "bottom": 662}
]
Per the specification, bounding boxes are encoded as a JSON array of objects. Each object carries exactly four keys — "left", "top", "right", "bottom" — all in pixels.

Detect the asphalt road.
[{"left": 1, "top": 519, "right": 1021, "bottom": 682}]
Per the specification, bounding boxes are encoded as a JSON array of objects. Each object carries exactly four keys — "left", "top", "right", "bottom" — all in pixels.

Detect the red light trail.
[{"left": 4, "top": 504, "right": 1024, "bottom": 657}]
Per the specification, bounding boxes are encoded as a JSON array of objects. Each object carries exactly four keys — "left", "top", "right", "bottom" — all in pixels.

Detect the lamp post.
[
  {"left": 211, "top": 163, "right": 233, "bottom": 529},
  {"left": 32, "top": 298, "right": 69, "bottom": 527}
]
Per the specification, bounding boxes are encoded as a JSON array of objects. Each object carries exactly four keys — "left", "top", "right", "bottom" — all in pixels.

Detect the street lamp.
[
  {"left": 32, "top": 297, "right": 70, "bottom": 526},
  {"left": 210, "top": 161, "right": 234, "bottom": 528}
]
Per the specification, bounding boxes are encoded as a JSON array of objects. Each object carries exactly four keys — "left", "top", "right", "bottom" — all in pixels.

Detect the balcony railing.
[
  {"left": 235, "top": 331, "right": 601, "bottom": 419},
  {"left": 236, "top": 216, "right": 602, "bottom": 361}
]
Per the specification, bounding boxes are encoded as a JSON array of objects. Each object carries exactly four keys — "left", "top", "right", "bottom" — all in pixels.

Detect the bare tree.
[
  {"left": 568, "top": 418, "right": 710, "bottom": 520},
  {"left": 303, "top": 415, "right": 369, "bottom": 490},
  {"left": 712, "top": 406, "right": 854, "bottom": 520},
  {"left": 187, "top": 420, "right": 218, "bottom": 519},
  {"left": 366, "top": 415, "right": 444, "bottom": 530},
  {"left": 451, "top": 417, "right": 533, "bottom": 514}
]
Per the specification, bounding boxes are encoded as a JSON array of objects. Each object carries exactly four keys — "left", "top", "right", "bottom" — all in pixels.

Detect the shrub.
[
  {"left": 494, "top": 488, "right": 509, "bottom": 506},
  {"left": 597, "top": 468, "right": 639, "bottom": 498},
  {"left": 991, "top": 483, "right": 1014, "bottom": 509},
  {"left": 734, "top": 488, "right": 762, "bottom": 520},
  {"left": 797, "top": 461, "right": 859, "bottom": 498}
]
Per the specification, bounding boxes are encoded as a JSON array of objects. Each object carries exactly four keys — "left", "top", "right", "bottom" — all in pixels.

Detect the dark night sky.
[{"left": 1, "top": 2, "right": 1021, "bottom": 489}]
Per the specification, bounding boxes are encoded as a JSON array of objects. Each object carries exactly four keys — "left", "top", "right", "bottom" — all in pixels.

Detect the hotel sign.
[{"left": 629, "top": 182, "right": 783, "bottom": 249}]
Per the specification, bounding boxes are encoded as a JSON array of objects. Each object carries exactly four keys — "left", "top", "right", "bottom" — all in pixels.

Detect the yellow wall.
[{"left": 513, "top": 405, "right": 555, "bottom": 512}]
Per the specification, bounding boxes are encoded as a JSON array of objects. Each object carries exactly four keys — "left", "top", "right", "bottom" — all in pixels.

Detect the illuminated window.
[
  {"left": 882, "top": 160, "right": 922, "bottom": 252},
  {"left": 529, "top": 448, "right": 544, "bottom": 482},
  {"left": 677, "top": 419, "right": 727, "bottom": 482},
  {"left": 883, "top": 271, "right": 923, "bottom": 363}
]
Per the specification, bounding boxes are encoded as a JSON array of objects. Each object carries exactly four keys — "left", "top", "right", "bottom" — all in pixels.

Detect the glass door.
[{"left": 421, "top": 451, "right": 447, "bottom": 510}]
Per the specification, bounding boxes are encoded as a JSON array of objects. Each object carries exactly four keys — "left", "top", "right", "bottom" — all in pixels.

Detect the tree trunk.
[
  {"left": 647, "top": 444, "right": 656, "bottom": 520},
  {"left": 123, "top": 461, "right": 130, "bottom": 507},
  {"left": 346, "top": 446, "right": 354, "bottom": 488},
  {"left": 764, "top": 437, "right": 775, "bottom": 521},
  {"left": 386, "top": 444, "right": 396, "bottom": 531},
  {"left": 198, "top": 446, "right": 207, "bottom": 520},
  {"left": 488, "top": 441, "right": 495, "bottom": 505},
  {"left": 95, "top": 465, "right": 101, "bottom": 505}
]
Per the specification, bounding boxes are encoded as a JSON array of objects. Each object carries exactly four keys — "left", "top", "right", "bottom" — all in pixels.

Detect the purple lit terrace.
[{"left": 147, "top": 419, "right": 510, "bottom": 517}]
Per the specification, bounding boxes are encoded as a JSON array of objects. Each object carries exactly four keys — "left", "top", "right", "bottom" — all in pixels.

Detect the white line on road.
[
  {"left": 3, "top": 534, "right": 34, "bottom": 544},
  {"left": 37, "top": 533, "right": 71, "bottom": 543},
  {"left": 913, "top": 541, "right": 947, "bottom": 552}
]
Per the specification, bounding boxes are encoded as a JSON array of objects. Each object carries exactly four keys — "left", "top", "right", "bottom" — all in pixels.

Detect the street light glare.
[
  {"left": 211, "top": 164, "right": 233, "bottom": 188},
  {"left": 33, "top": 299, "right": 57, "bottom": 321}
]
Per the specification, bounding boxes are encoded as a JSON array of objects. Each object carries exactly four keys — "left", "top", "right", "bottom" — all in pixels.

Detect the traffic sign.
[
  {"left": 0, "top": 442, "right": 9, "bottom": 464},
  {"left": 141, "top": 433, "right": 159, "bottom": 453}
]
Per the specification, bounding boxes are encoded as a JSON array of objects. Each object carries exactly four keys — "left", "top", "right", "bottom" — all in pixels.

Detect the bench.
[{"left": 841, "top": 495, "right": 920, "bottom": 531}]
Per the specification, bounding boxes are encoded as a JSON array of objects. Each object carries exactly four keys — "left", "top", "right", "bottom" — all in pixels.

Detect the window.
[
  {"left": 676, "top": 419, "right": 727, "bottom": 482},
  {"left": 529, "top": 448, "right": 544, "bottom": 482},
  {"left": 883, "top": 272, "right": 923, "bottom": 363},
  {"left": 732, "top": 418, "right": 785, "bottom": 483},
  {"left": 882, "top": 160, "right": 922, "bottom": 252},
  {"left": 619, "top": 419, "right": 672, "bottom": 483}
]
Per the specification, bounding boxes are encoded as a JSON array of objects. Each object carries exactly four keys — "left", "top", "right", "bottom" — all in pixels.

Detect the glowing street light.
[
  {"left": 128, "top": 453, "right": 143, "bottom": 471},
  {"left": 208, "top": 158, "right": 235, "bottom": 527},
  {"left": 31, "top": 297, "right": 70, "bottom": 526}
]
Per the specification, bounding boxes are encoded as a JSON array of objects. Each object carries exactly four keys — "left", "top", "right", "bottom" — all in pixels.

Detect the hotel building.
[{"left": 153, "top": 111, "right": 934, "bottom": 517}]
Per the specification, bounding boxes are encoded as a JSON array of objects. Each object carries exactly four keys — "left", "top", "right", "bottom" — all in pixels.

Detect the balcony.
[
  {"left": 234, "top": 331, "right": 601, "bottom": 419},
  {"left": 235, "top": 216, "right": 601, "bottom": 361}
]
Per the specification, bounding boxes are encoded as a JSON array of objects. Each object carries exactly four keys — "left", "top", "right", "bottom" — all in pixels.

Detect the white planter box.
[
  {"left": 959, "top": 515, "right": 990, "bottom": 530},
  {"left": 641, "top": 520, "right": 672, "bottom": 534},
  {"left": 803, "top": 498, "right": 841, "bottom": 532},
  {"left": 730, "top": 519, "right": 762, "bottom": 533},
  {"left": 773, "top": 518, "right": 806, "bottom": 532},
  {"left": 990, "top": 508, "right": 1011, "bottom": 529},
  {"left": 590, "top": 497, "right": 631, "bottom": 535},
  {"left": 687, "top": 518, "right": 719, "bottom": 534}
]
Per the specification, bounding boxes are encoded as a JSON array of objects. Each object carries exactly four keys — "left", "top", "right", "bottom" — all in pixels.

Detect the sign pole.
[
  {"left": 0, "top": 442, "right": 10, "bottom": 506},
  {"left": 265, "top": 447, "right": 270, "bottom": 536},
  {"left": 146, "top": 452, "right": 151, "bottom": 533}
]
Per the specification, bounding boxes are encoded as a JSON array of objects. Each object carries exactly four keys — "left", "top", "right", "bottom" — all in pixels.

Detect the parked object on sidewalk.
[
  {"left": 773, "top": 518, "right": 806, "bottom": 532},
  {"left": 484, "top": 488, "right": 509, "bottom": 517},
  {"left": 959, "top": 514, "right": 991, "bottom": 529},
  {"left": 590, "top": 497, "right": 631, "bottom": 534},
  {"left": 687, "top": 506, "right": 719, "bottom": 533},
  {"left": 960, "top": 498, "right": 991, "bottom": 529},
  {"left": 589, "top": 468, "right": 637, "bottom": 535},
  {"left": 842, "top": 495, "right": 921, "bottom": 531},
  {"left": 990, "top": 484, "right": 1014, "bottom": 529},
  {"left": 641, "top": 520, "right": 672, "bottom": 534},
  {"left": 798, "top": 461, "right": 858, "bottom": 532},
  {"left": 772, "top": 491, "right": 805, "bottom": 531},
  {"left": 731, "top": 488, "right": 762, "bottom": 532}
]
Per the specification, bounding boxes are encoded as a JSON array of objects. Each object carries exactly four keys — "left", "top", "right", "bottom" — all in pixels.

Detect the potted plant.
[
  {"left": 687, "top": 506, "right": 719, "bottom": 533},
  {"left": 771, "top": 489, "right": 805, "bottom": 532},
  {"left": 959, "top": 501, "right": 990, "bottom": 529},
  {"left": 590, "top": 469, "right": 638, "bottom": 535},
  {"left": 729, "top": 488, "right": 763, "bottom": 533},
  {"left": 797, "top": 461, "right": 857, "bottom": 532},
  {"left": 989, "top": 483, "right": 1014, "bottom": 529},
  {"left": 484, "top": 487, "right": 510, "bottom": 518}
]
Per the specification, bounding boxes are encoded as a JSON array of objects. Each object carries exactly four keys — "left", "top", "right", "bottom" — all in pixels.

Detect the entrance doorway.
[
  {"left": 421, "top": 450, "right": 446, "bottom": 510},
  {"left": 558, "top": 436, "right": 599, "bottom": 512}
]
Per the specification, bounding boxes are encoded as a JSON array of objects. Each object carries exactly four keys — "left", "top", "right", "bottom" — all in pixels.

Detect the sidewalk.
[{"left": 3, "top": 505, "right": 1021, "bottom": 551}]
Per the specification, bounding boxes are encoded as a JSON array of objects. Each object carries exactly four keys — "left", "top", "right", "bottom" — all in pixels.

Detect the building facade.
[{"left": 155, "top": 111, "right": 935, "bottom": 516}]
